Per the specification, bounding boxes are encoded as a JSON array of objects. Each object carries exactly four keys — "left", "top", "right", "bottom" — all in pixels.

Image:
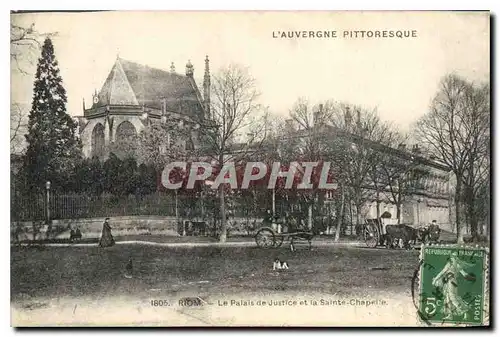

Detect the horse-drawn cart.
[
  {"left": 363, "top": 218, "right": 384, "bottom": 248},
  {"left": 254, "top": 226, "right": 314, "bottom": 250},
  {"left": 362, "top": 215, "right": 441, "bottom": 249}
]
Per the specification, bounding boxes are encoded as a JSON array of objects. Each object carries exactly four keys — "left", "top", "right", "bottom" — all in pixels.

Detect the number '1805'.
[{"left": 150, "top": 299, "right": 170, "bottom": 307}]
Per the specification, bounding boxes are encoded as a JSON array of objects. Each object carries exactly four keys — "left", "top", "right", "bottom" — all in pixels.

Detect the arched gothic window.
[
  {"left": 114, "top": 121, "right": 137, "bottom": 159},
  {"left": 91, "top": 123, "right": 105, "bottom": 159}
]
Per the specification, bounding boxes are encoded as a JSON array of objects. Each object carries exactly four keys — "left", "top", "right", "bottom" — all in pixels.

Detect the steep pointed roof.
[
  {"left": 97, "top": 58, "right": 139, "bottom": 106},
  {"left": 94, "top": 57, "right": 204, "bottom": 116}
]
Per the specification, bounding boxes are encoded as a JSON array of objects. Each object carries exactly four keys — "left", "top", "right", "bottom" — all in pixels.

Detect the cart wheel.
[
  {"left": 364, "top": 224, "right": 379, "bottom": 248},
  {"left": 255, "top": 228, "right": 276, "bottom": 248},
  {"left": 274, "top": 234, "right": 284, "bottom": 248}
]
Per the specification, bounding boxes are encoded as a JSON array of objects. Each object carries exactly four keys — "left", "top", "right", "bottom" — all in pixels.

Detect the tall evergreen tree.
[{"left": 24, "top": 38, "right": 81, "bottom": 191}]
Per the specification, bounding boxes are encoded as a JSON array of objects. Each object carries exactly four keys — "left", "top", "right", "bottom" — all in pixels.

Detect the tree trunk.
[
  {"left": 470, "top": 205, "right": 478, "bottom": 239},
  {"left": 307, "top": 204, "right": 313, "bottom": 230},
  {"left": 156, "top": 169, "right": 161, "bottom": 192},
  {"left": 455, "top": 177, "right": 464, "bottom": 243},
  {"left": 466, "top": 185, "right": 478, "bottom": 238},
  {"left": 483, "top": 190, "right": 489, "bottom": 236},
  {"left": 253, "top": 187, "right": 257, "bottom": 216},
  {"left": 356, "top": 204, "right": 362, "bottom": 237},
  {"left": 348, "top": 200, "right": 354, "bottom": 235},
  {"left": 272, "top": 188, "right": 276, "bottom": 216},
  {"left": 464, "top": 205, "right": 470, "bottom": 235},
  {"left": 334, "top": 184, "right": 345, "bottom": 242},
  {"left": 218, "top": 184, "right": 227, "bottom": 243},
  {"left": 471, "top": 215, "right": 478, "bottom": 239},
  {"left": 396, "top": 203, "right": 402, "bottom": 224},
  {"left": 376, "top": 190, "right": 381, "bottom": 220},
  {"left": 201, "top": 190, "right": 205, "bottom": 222}
]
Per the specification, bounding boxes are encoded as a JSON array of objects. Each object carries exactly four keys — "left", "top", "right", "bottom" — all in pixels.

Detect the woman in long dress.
[
  {"left": 432, "top": 254, "right": 475, "bottom": 319},
  {"left": 99, "top": 218, "right": 115, "bottom": 247}
]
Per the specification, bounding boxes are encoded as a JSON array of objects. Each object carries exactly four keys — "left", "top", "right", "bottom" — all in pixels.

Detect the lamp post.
[{"left": 45, "top": 181, "right": 51, "bottom": 237}]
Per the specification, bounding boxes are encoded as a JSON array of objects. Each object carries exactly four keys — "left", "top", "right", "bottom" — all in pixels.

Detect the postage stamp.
[{"left": 418, "top": 245, "right": 489, "bottom": 326}]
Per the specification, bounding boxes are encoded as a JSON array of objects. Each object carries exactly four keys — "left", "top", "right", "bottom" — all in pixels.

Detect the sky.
[{"left": 11, "top": 11, "right": 490, "bottom": 132}]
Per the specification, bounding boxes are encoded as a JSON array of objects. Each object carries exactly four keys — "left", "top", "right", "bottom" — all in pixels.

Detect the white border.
[{"left": 3, "top": 1, "right": 499, "bottom": 10}]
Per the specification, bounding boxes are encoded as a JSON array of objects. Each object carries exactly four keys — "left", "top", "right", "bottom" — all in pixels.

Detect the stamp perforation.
[{"left": 416, "top": 243, "right": 490, "bottom": 326}]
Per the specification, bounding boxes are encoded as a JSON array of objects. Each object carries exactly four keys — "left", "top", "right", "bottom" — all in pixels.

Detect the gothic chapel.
[{"left": 75, "top": 56, "right": 211, "bottom": 160}]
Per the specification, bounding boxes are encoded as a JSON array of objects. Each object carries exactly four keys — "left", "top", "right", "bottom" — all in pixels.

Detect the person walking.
[
  {"left": 262, "top": 209, "right": 273, "bottom": 226},
  {"left": 99, "top": 217, "right": 115, "bottom": 247}
]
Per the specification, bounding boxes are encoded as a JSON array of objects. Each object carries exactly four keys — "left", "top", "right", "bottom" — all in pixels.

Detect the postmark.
[{"left": 416, "top": 244, "right": 489, "bottom": 326}]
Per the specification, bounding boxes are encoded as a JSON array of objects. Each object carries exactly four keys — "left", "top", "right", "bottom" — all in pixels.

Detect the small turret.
[
  {"left": 412, "top": 144, "right": 422, "bottom": 155},
  {"left": 345, "top": 106, "right": 352, "bottom": 126},
  {"left": 186, "top": 60, "right": 194, "bottom": 77},
  {"left": 92, "top": 89, "right": 99, "bottom": 105},
  {"left": 203, "top": 55, "right": 211, "bottom": 116},
  {"left": 314, "top": 104, "right": 324, "bottom": 126}
]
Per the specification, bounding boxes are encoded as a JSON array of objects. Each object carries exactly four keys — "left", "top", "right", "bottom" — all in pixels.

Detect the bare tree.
[
  {"left": 318, "top": 102, "right": 355, "bottom": 240},
  {"left": 289, "top": 98, "right": 336, "bottom": 159},
  {"left": 10, "top": 22, "right": 53, "bottom": 74},
  {"left": 379, "top": 146, "right": 430, "bottom": 224},
  {"left": 328, "top": 104, "right": 394, "bottom": 236},
  {"left": 10, "top": 21, "right": 55, "bottom": 153},
  {"left": 137, "top": 117, "right": 190, "bottom": 173},
  {"left": 460, "top": 82, "right": 490, "bottom": 238},
  {"left": 285, "top": 98, "right": 338, "bottom": 231},
  {"left": 284, "top": 99, "right": 395, "bottom": 239},
  {"left": 10, "top": 103, "right": 28, "bottom": 154},
  {"left": 415, "top": 74, "right": 490, "bottom": 243},
  {"left": 365, "top": 129, "right": 404, "bottom": 222},
  {"left": 193, "top": 64, "right": 266, "bottom": 243}
]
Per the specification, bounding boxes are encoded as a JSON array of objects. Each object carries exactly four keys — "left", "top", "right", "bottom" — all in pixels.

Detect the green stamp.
[{"left": 418, "top": 245, "right": 488, "bottom": 325}]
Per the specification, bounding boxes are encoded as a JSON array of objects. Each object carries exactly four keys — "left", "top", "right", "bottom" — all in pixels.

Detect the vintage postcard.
[{"left": 10, "top": 10, "right": 490, "bottom": 327}]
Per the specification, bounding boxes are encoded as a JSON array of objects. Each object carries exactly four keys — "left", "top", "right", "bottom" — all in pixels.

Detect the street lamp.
[{"left": 45, "top": 181, "right": 51, "bottom": 237}]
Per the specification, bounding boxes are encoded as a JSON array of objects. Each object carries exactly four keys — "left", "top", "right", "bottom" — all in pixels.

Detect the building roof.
[
  {"left": 231, "top": 123, "right": 451, "bottom": 172},
  {"left": 323, "top": 126, "right": 451, "bottom": 172},
  {"left": 93, "top": 57, "right": 204, "bottom": 117}
]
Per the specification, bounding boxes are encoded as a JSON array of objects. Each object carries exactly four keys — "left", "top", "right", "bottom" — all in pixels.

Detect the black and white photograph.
[{"left": 9, "top": 10, "right": 490, "bottom": 326}]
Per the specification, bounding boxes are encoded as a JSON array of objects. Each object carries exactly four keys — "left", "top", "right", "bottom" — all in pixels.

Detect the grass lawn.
[{"left": 11, "top": 244, "right": 420, "bottom": 304}]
